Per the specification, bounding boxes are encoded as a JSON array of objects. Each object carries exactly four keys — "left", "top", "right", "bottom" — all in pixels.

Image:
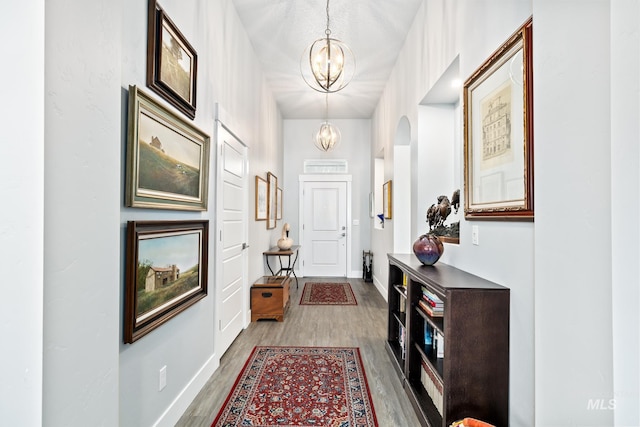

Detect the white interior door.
[
  {"left": 302, "top": 181, "right": 347, "bottom": 277},
  {"left": 216, "top": 124, "right": 248, "bottom": 357}
]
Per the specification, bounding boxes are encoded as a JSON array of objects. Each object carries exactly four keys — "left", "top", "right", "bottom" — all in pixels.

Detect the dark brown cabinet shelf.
[{"left": 386, "top": 253, "right": 510, "bottom": 427}]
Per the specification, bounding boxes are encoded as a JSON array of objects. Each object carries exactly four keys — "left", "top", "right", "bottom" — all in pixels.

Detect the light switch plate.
[
  {"left": 159, "top": 366, "right": 167, "bottom": 391},
  {"left": 472, "top": 226, "right": 479, "bottom": 245}
]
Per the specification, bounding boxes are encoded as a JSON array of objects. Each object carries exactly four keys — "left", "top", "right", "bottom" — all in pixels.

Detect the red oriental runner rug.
[
  {"left": 212, "top": 346, "right": 378, "bottom": 427},
  {"left": 299, "top": 282, "right": 357, "bottom": 306}
]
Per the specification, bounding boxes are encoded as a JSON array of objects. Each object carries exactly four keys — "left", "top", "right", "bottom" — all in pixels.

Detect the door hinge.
[{"left": 220, "top": 230, "right": 222, "bottom": 241}]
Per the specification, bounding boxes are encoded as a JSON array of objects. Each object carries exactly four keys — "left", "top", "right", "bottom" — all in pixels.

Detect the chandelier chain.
[
  {"left": 324, "top": 92, "right": 329, "bottom": 122},
  {"left": 300, "top": 0, "right": 354, "bottom": 94},
  {"left": 325, "top": 0, "right": 331, "bottom": 35}
]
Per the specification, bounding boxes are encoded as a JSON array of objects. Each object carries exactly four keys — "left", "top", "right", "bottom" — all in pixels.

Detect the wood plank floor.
[{"left": 175, "top": 277, "right": 420, "bottom": 427}]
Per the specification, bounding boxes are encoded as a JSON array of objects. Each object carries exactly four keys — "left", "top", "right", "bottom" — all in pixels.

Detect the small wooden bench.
[{"left": 250, "top": 276, "right": 290, "bottom": 322}]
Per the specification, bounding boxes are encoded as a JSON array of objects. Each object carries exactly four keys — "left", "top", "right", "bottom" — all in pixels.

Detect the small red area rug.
[
  {"left": 299, "top": 282, "right": 357, "bottom": 306},
  {"left": 212, "top": 346, "right": 378, "bottom": 427}
]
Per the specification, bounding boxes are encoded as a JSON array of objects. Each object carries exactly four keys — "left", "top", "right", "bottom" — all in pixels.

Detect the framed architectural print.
[
  {"left": 383, "top": 180, "right": 392, "bottom": 219},
  {"left": 255, "top": 175, "right": 267, "bottom": 220},
  {"left": 276, "top": 187, "right": 283, "bottom": 220},
  {"left": 126, "top": 85, "right": 209, "bottom": 211},
  {"left": 266, "top": 172, "right": 277, "bottom": 229},
  {"left": 147, "top": 0, "right": 198, "bottom": 119},
  {"left": 463, "top": 17, "right": 533, "bottom": 220},
  {"left": 124, "top": 220, "right": 208, "bottom": 343}
]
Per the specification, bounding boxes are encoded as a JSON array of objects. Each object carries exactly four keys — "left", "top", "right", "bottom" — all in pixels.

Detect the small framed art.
[
  {"left": 147, "top": 0, "right": 198, "bottom": 119},
  {"left": 383, "top": 180, "right": 392, "bottom": 219},
  {"left": 266, "top": 172, "right": 277, "bottom": 229},
  {"left": 276, "top": 187, "right": 283, "bottom": 220},
  {"left": 255, "top": 175, "right": 267, "bottom": 220}
]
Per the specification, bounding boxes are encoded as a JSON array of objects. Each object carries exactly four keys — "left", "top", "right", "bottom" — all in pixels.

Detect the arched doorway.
[{"left": 393, "top": 116, "right": 411, "bottom": 253}]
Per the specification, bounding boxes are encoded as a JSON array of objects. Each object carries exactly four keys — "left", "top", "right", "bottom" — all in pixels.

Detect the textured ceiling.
[{"left": 232, "top": 0, "right": 424, "bottom": 119}]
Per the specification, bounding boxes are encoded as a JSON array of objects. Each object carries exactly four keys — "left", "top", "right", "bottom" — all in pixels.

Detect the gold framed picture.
[
  {"left": 383, "top": 180, "right": 392, "bottom": 219},
  {"left": 463, "top": 17, "right": 533, "bottom": 220}
]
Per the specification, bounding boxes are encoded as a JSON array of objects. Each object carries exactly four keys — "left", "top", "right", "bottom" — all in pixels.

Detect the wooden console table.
[{"left": 263, "top": 245, "right": 300, "bottom": 288}]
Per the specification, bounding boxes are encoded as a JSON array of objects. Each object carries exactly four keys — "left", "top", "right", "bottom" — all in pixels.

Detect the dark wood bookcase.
[{"left": 386, "top": 254, "right": 510, "bottom": 427}]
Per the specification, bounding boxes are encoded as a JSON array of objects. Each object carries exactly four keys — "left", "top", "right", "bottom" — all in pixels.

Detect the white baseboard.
[
  {"left": 373, "top": 275, "right": 387, "bottom": 302},
  {"left": 153, "top": 352, "right": 220, "bottom": 427},
  {"left": 348, "top": 269, "right": 363, "bottom": 279}
]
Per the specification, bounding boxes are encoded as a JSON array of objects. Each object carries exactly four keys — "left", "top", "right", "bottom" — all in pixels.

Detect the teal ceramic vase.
[{"left": 412, "top": 233, "right": 444, "bottom": 266}]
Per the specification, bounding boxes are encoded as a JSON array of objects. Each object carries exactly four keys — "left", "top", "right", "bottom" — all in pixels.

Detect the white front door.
[
  {"left": 216, "top": 124, "right": 248, "bottom": 357},
  {"left": 302, "top": 181, "right": 347, "bottom": 277}
]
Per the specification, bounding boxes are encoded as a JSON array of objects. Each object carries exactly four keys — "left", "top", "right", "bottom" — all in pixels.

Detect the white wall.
[
  {"left": 283, "top": 119, "right": 371, "bottom": 278},
  {"left": 0, "top": 1, "right": 44, "bottom": 426},
  {"left": 373, "top": 0, "right": 640, "bottom": 425},
  {"left": 414, "top": 104, "right": 459, "bottom": 241},
  {"left": 118, "top": 1, "right": 282, "bottom": 426},
  {"left": 611, "top": 1, "right": 640, "bottom": 425},
  {"left": 38, "top": 0, "right": 283, "bottom": 426},
  {"left": 370, "top": 1, "right": 534, "bottom": 425},
  {"left": 533, "top": 0, "right": 640, "bottom": 425},
  {"left": 534, "top": 1, "right": 614, "bottom": 425},
  {"left": 393, "top": 145, "right": 411, "bottom": 252},
  {"left": 44, "top": 0, "right": 122, "bottom": 425}
]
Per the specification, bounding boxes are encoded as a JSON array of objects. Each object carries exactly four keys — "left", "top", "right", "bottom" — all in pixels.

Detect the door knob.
[{"left": 340, "top": 233, "right": 346, "bottom": 237}]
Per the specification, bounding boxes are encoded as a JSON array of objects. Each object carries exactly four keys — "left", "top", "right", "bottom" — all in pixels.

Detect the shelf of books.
[
  {"left": 386, "top": 270, "right": 409, "bottom": 376},
  {"left": 386, "top": 253, "right": 510, "bottom": 427}
]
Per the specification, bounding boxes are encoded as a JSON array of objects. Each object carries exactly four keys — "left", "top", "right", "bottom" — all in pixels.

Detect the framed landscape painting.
[
  {"left": 147, "top": 0, "right": 198, "bottom": 119},
  {"left": 124, "top": 220, "right": 208, "bottom": 343},
  {"left": 463, "top": 17, "right": 533, "bottom": 220},
  {"left": 126, "top": 85, "right": 210, "bottom": 211}
]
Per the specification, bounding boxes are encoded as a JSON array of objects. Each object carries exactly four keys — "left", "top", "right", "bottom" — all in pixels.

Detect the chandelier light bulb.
[{"left": 310, "top": 39, "right": 346, "bottom": 90}]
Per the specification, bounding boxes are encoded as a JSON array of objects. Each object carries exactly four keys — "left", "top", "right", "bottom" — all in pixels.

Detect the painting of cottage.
[
  {"left": 145, "top": 265, "right": 180, "bottom": 292},
  {"left": 136, "top": 230, "right": 202, "bottom": 318}
]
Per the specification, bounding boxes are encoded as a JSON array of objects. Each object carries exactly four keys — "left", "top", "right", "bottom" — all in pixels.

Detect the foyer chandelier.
[
  {"left": 301, "top": 0, "right": 355, "bottom": 93},
  {"left": 314, "top": 93, "right": 341, "bottom": 152}
]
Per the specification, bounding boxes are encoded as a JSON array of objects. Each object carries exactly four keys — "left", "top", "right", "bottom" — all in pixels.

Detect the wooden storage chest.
[{"left": 251, "top": 276, "right": 290, "bottom": 322}]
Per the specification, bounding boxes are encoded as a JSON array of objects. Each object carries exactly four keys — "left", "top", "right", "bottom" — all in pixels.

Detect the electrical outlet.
[
  {"left": 159, "top": 366, "right": 167, "bottom": 391},
  {"left": 472, "top": 226, "right": 479, "bottom": 246}
]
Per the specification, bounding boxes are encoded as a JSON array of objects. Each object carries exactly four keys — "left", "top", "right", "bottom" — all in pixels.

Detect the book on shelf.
[
  {"left": 421, "top": 286, "right": 444, "bottom": 306},
  {"left": 420, "top": 359, "right": 443, "bottom": 416},
  {"left": 418, "top": 300, "right": 443, "bottom": 317},
  {"left": 402, "top": 273, "right": 408, "bottom": 287},
  {"left": 398, "top": 324, "right": 406, "bottom": 360},
  {"left": 420, "top": 295, "right": 443, "bottom": 308},
  {"left": 424, "top": 322, "right": 433, "bottom": 347},
  {"left": 435, "top": 331, "right": 444, "bottom": 358},
  {"left": 399, "top": 297, "right": 406, "bottom": 314}
]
